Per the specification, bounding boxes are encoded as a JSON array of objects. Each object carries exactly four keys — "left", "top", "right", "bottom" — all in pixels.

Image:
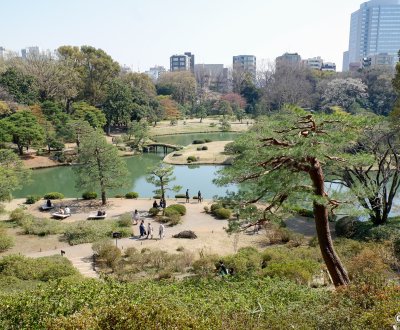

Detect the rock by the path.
[{"left": 173, "top": 230, "right": 197, "bottom": 239}]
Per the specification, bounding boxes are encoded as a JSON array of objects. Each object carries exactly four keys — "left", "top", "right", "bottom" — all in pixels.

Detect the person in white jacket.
[
  {"left": 159, "top": 223, "right": 165, "bottom": 240},
  {"left": 147, "top": 222, "right": 153, "bottom": 239}
]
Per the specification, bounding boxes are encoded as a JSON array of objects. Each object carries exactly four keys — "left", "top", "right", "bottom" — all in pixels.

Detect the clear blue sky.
[{"left": 1, "top": 0, "right": 364, "bottom": 71}]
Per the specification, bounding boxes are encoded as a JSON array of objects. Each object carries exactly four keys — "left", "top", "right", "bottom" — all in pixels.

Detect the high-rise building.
[
  {"left": 170, "top": 52, "right": 195, "bottom": 72},
  {"left": 21, "top": 46, "right": 40, "bottom": 59},
  {"left": 306, "top": 57, "right": 323, "bottom": 70},
  {"left": 343, "top": 0, "right": 400, "bottom": 71},
  {"left": 145, "top": 65, "right": 166, "bottom": 81},
  {"left": 276, "top": 52, "right": 302, "bottom": 66},
  {"left": 194, "top": 64, "right": 228, "bottom": 92},
  {"left": 232, "top": 55, "right": 256, "bottom": 77}
]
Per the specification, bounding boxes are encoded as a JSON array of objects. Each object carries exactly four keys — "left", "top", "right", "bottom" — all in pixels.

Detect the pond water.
[{"left": 14, "top": 133, "right": 239, "bottom": 199}]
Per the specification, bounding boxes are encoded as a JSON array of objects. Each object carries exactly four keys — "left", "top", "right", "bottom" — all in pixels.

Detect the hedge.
[
  {"left": 193, "top": 140, "right": 205, "bottom": 144},
  {"left": 25, "top": 195, "right": 41, "bottom": 204},
  {"left": 166, "top": 204, "right": 187, "bottom": 216},
  {"left": 82, "top": 192, "right": 97, "bottom": 200},
  {"left": 214, "top": 208, "right": 231, "bottom": 219},
  {"left": 125, "top": 192, "right": 139, "bottom": 199},
  {"left": 43, "top": 192, "right": 64, "bottom": 200}
]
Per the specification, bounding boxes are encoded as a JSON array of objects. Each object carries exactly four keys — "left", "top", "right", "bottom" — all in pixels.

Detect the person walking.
[
  {"left": 197, "top": 190, "right": 202, "bottom": 203},
  {"left": 185, "top": 189, "right": 190, "bottom": 203},
  {"left": 159, "top": 223, "right": 165, "bottom": 240},
  {"left": 132, "top": 209, "right": 140, "bottom": 225},
  {"left": 139, "top": 220, "right": 146, "bottom": 238},
  {"left": 147, "top": 222, "right": 153, "bottom": 239}
]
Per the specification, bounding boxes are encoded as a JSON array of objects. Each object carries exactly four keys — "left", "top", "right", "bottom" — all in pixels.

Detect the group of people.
[
  {"left": 132, "top": 209, "right": 165, "bottom": 240},
  {"left": 153, "top": 198, "right": 166, "bottom": 209},
  {"left": 138, "top": 219, "right": 165, "bottom": 240},
  {"left": 185, "top": 189, "right": 203, "bottom": 203},
  {"left": 58, "top": 206, "right": 71, "bottom": 215}
]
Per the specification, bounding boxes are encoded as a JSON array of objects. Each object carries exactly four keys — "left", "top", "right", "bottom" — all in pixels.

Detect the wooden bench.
[
  {"left": 51, "top": 212, "right": 71, "bottom": 219},
  {"left": 88, "top": 213, "right": 107, "bottom": 220},
  {"left": 40, "top": 205, "right": 54, "bottom": 211}
]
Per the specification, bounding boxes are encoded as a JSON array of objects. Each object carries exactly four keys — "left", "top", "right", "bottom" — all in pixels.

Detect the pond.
[{"left": 14, "top": 133, "right": 239, "bottom": 199}]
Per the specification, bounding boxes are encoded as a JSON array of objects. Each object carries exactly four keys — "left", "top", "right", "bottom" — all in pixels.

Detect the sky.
[{"left": 0, "top": 0, "right": 365, "bottom": 71}]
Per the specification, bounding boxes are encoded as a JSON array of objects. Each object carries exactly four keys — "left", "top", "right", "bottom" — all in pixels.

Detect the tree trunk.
[
  {"left": 101, "top": 190, "right": 106, "bottom": 205},
  {"left": 18, "top": 145, "right": 24, "bottom": 155},
  {"left": 309, "top": 159, "right": 350, "bottom": 287}
]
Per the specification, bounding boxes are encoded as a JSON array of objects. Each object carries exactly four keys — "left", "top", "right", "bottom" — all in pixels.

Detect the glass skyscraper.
[{"left": 343, "top": 0, "right": 400, "bottom": 71}]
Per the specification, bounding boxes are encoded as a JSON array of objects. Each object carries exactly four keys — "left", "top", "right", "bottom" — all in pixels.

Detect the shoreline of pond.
[{"left": 24, "top": 131, "right": 241, "bottom": 170}]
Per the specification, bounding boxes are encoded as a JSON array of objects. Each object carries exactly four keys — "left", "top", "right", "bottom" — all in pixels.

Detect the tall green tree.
[
  {"left": 127, "top": 120, "right": 149, "bottom": 150},
  {"left": 102, "top": 79, "right": 132, "bottom": 134},
  {"left": 71, "top": 102, "right": 106, "bottom": 129},
  {"left": 335, "top": 120, "right": 400, "bottom": 226},
  {"left": 74, "top": 130, "right": 129, "bottom": 205},
  {"left": 0, "top": 149, "right": 30, "bottom": 201},
  {"left": 0, "top": 67, "right": 39, "bottom": 105},
  {"left": 146, "top": 163, "right": 181, "bottom": 208},
  {"left": 57, "top": 45, "right": 120, "bottom": 105},
  {"left": 215, "top": 109, "right": 372, "bottom": 287},
  {"left": 2, "top": 110, "right": 45, "bottom": 155},
  {"left": 157, "top": 72, "right": 196, "bottom": 106}
]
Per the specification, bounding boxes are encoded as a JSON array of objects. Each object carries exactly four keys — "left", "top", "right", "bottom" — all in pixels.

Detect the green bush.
[
  {"left": 214, "top": 208, "right": 231, "bottom": 219},
  {"left": 175, "top": 194, "right": 186, "bottom": 199},
  {"left": 148, "top": 207, "right": 159, "bottom": 217},
  {"left": 202, "top": 146, "right": 208, "bottom": 150},
  {"left": 9, "top": 208, "right": 34, "bottom": 226},
  {"left": 43, "top": 192, "right": 64, "bottom": 200},
  {"left": 223, "top": 247, "right": 262, "bottom": 274},
  {"left": 209, "top": 122, "right": 216, "bottom": 127},
  {"left": 210, "top": 203, "right": 222, "bottom": 213},
  {"left": 153, "top": 195, "right": 161, "bottom": 199},
  {"left": 393, "top": 236, "right": 400, "bottom": 261},
  {"left": 82, "top": 192, "right": 97, "bottom": 200},
  {"left": 0, "top": 226, "right": 14, "bottom": 252},
  {"left": 164, "top": 208, "right": 180, "bottom": 218},
  {"left": 92, "top": 240, "right": 121, "bottom": 269},
  {"left": 187, "top": 156, "right": 197, "bottom": 163},
  {"left": 125, "top": 192, "right": 139, "bottom": 199},
  {"left": 368, "top": 225, "right": 396, "bottom": 241},
  {"left": 262, "top": 259, "right": 321, "bottom": 285},
  {"left": 192, "top": 140, "right": 205, "bottom": 144},
  {"left": 117, "top": 213, "right": 132, "bottom": 227},
  {"left": 196, "top": 147, "right": 203, "bottom": 151},
  {"left": 25, "top": 195, "right": 41, "bottom": 204},
  {"left": 63, "top": 220, "right": 130, "bottom": 245},
  {"left": 21, "top": 218, "right": 63, "bottom": 236},
  {"left": 0, "top": 254, "right": 79, "bottom": 281},
  {"left": 168, "top": 213, "right": 182, "bottom": 226},
  {"left": 166, "top": 204, "right": 186, "bottom": 215},
  {"left": 204, "top": 139, "right": 212, "bottom": 143}
]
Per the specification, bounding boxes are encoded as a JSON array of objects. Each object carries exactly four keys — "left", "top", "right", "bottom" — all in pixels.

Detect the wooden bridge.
[{"left": 143, "top": 143, "right": 182, "bottom": 154}]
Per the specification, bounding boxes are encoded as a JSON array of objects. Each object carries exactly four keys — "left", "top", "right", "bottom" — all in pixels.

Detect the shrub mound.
[
  {"left": 0, "top": 226, "right": 14, "bottom": 252},
  {"left": 166, "top": 204, "right": 186, "bottom": 216},
  {"left": 214, "top": 208, "right": 231, "bottom": 219},
  {"left": 82, "top": 192, "right": 97, "bottom": 200},
  {"left": 187, "top": 156, "right": 197, "bottom": 163},
  {"left": 148, "top": 207, "right": 159, "bottom": 217},
  {"left": 192, "top": 140, "right": 205, "bottom": 144},
  {"left": 25, "top": 195, "right": 41, "bottom": 204},
  {"left": 43, "top": 192, "right": 64, "bottom": 200},
  {"left": 125, "top": 192, "right": 139, "bottom": 199},
  {"left": 175, "top": 194, "right": 186, "bottom": 199},
  {"left": 173, "top": 230, "right": 197, "bottom": 239}
]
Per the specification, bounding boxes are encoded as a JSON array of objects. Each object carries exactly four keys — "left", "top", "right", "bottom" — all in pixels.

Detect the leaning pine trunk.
[{"left": 309, "top": 158, "right": 350, "bottom": 287}]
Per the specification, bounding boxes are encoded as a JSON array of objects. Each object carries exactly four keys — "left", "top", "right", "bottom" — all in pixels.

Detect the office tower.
[
  {"left": 232, "top": 55, "right": 256, "bottom": 77},
  {"left": 21, "top": 46, "right": 40, "bottom": 59},
  {"left": 145, "top": 65, "right": 166, "bottom": 81},
  {"left": 343, "top": 0, "right": 400, "bottom": 71},
  {"left": 170, "top": 52, "right": 195, "bottom": 72},
  {"left": 276, "top": 52, "right": 302, "bottom": 66}
]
